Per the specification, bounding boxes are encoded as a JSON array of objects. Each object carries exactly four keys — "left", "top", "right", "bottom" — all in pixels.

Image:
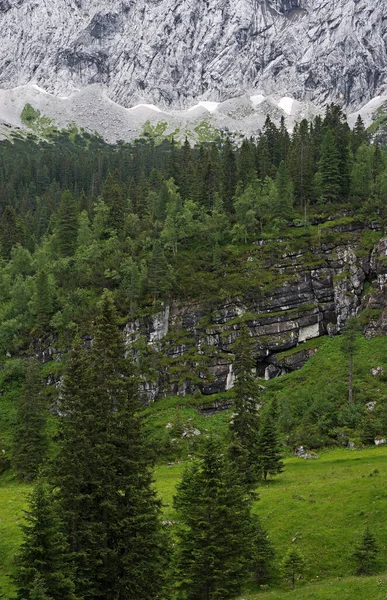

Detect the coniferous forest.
[{"left": 1, "top": 105, "right": 387, "bottom": 598}]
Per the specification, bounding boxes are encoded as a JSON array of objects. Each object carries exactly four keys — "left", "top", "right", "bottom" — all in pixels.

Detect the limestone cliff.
[
  {"left": 122, "top": 218, "right": 386, "bottom": 401},
  {"left": 0, "top": 0, "right": 386, "bottom": 111}
]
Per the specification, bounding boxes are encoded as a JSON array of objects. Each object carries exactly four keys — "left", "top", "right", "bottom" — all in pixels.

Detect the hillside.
[{"left": 0, "top": 105, "right": 386, "bottom": 598}]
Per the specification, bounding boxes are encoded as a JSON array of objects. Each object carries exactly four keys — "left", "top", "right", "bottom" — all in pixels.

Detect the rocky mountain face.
[
  {"left": 118, "top": 220, "right": 387, "bottom": 401},
  {"left": 0, "top": 0, "right": 386, "bottom": 111}
]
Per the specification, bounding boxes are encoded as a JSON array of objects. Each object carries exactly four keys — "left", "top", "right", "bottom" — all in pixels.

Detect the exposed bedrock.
[{"left": 122, "top": 223, "right": 387, "bottom": 401}]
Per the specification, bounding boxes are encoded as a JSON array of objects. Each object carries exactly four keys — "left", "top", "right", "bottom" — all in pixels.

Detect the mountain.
[{"left": 0, "top": 0, "right": 386, "bottom": 112}]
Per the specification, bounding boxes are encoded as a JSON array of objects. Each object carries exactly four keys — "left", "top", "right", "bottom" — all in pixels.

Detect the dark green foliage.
[
  {"left": 281, "top": 547, "right": 305, "bottom": 589},
  {"left": 272, "top": 160, "right": 293, "bottom": 221},
  {"left": 14, "top": 481, "right": 75, "bottom": 600},
  {"left": 53, "top": 294, "right": 166, "bottom": 599},
  {"left": 12, "top": 356, "right": 48, "bottom": 481},
  {"left": 257, "top": 405, "right": 284, "bottom": 481},
  {"left": 30, "top": 576, "right": 53, "bottom": 600},
  {"left": 315, "top": 129, "right": 342, "bottom": 202},
  {"left": 361, "top": 414, "right": 376, "bottom": 446},
  {"left": 0, "top": 206, "right": 25, "bottom": 258},
  {"left": 101, "top": 171, "right": 127, "bottom": 233},
  {"left": 56, "top": 190, "right": 78, "bottom": 257},
  {"left": 229, "top": 324, "right": 261, "bottom": 486},
  {"left": 353, "top": 527, "right": 379, "bottom": 575},
  {"left": 32, "top": 270, "right": 54, "bottom": 331},
  {"left": 250, "top": 521, "right": 275, "bottom": 584},
  {"left": 173, "top": 437, "right": 269, "bottom": 599}
]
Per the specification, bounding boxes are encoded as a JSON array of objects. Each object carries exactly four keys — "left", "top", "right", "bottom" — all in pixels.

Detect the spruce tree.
[
  {"left": 0, "top": 205, "right": 25, "bottom": 258},
  {"left": 32, "top": 270, "right": 54, "bottom": 331},
  {"left": 221, "top": 138, "right": 237, "bottom": 213},
  {"left": 281, "top": 547, "right": 305, "bottom": 589},
  {"left": 256, "top": 405, "right": 284, "bottom": 481},
  {"left": 101, "top": 171, "right": 127, "bottom": 234},
  {"left": 272, "top": 160, "right": 293, "bottom": 221},
  {"left": 54, "top": 294, "right": 166, "bottom": 599},
  {"left": 14, "top": 481, "right": 75, "bottom": 600},
  {"left": 353, "top": 527, "right": 379, "bottom": 575},
  {"left": 229, "top": 323, "right": 261, "bottom": 486},
  {"left": 56, "top": 190, "right": 78, "bottom": 257},
  {"left": 30, "top": 576, "right": 53, "bottom": 600},
  {"left": 13, "top": 356, "right": 48, "bottom": 481},
  {"left": 315, "top": 129, "right": 341, "bottom": 203},
  {"left": 173, "top": 437, "right": 268, "bottom": 599}
]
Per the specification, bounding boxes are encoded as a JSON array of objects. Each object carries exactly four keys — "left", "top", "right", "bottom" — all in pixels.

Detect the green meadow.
[{"left": 1, "top": 447, "right": 387, "bottom": 596}]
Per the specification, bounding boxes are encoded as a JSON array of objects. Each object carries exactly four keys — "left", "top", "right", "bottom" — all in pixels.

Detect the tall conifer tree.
[
  {"left": 173, "top": 437, "right": 269, "bottom": 599},
  {"left": 13, "top": 356, "right": 48, "bottom": 481},
  {"left": 54, "top": 294, "right": 166, "bottom": 599},
  {"left": 14, "top": 481, "right": 75, "bottom": 600},
  {"left": 229, "top": 323, "right": 261, "bottom": 486},
  {"left": 57, "top": 190, "right": 78, "bottom": 257}
]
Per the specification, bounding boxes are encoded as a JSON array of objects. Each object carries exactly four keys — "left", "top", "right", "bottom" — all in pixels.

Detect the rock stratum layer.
[
  {"left": 118, "top": 220, "right": 387, "bottom": 401},
  {"left": 0, "top": 0, "right": 386, "bottom": 110}
]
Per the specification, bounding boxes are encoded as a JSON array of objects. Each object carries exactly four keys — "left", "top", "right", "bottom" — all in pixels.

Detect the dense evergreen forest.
[
  {"left": 0, "top": 105, "right": 384, "bottom": 354},
  {"left": 1, "top": 105, "right": 387, "bottom": 598}
]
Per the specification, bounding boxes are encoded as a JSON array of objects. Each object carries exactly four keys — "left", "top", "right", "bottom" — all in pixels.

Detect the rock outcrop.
[
  {"left": 0, "top": 0, "right": 386, "bottom": 111},
  {"left": 122, "top": 220, "right": 384, "bottom": 401}
]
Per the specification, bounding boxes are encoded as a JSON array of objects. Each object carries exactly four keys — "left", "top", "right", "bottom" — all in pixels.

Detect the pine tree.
[
  {"left": 315, "top": 129, "right": 341, "bottom": 203},
  {"left": 289, "top": 119, "right": 314, "bottom": 211},
  {"left": 256, "top": 405, "right": 284, "bottom": 481},
  {"left": 220, "top": 138, "right": 237, "bottom": 213},
  {"left": 281, "top": 548, "right": 305, "bottom": 589},
  {"left": 272, "top": 160, "right": 293, "bottom": 221},
  {"left": 148, "top": 239, "right": 171, "bottom": 302},
  {"left": 54, "top": 294, "right": 166, "bottom": 599},
  {"left": 0, "top": 205, "right": 25, "bottom": 258},
  {"left": 229, "top": 323, "right": 261, "bottom": 486},
  {"left": 14, "top": 481, "right": 75, "bottom": 600},
  {"left": 237, "top": 139, "right": 257, "bottom": 190},
  {"left": 173, "top": 437, "right": 268, "bottom": 599},
  {"left": 353, "top": 527, "right": 379, "bottom": 575},
  {"left": 12, "top": 356, "right": 48, "bottom": 481},
  {"left": 30, "top": 576, "right": 53, "bottom": 600},
  {"left": 101, "top": 171, "right": 127, "bottom": 234},
  {"left": 351, "top": 115, "right": 367, "bottom": 154},
  {"left": 56, "top": 190, "right": 78, "bottom": 257},
  {"left": 32, "top": 270, "right": 54, "bottom": 331}
]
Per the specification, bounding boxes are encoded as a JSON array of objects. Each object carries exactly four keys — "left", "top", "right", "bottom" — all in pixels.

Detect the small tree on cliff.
[{"left": 229, "top": 323, "right": 261, "bottom": 486}]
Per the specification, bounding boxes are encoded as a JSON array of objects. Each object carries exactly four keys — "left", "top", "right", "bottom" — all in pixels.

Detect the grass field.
[
  {"left": 0, "top": 477, "right": 30, "bottom": 596},
  {"left": 155, "top": 446, "right": 387, "bottom": 598},
  {"left": 1, "top": 447, "right": 387, "bottom": 596}
]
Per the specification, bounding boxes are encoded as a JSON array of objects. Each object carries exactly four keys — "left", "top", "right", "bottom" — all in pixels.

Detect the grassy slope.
[
  {"left": 143, "top": 334, "right": 387, "bottom": 460},
  {"left": 1, "top": 334, "right": 387, "bottom": 595},
  {"left": 1, "top": 448, "right": 387, "bottom": 596},
  {"left": 155, "top": 447, "right": 387, "bottom": 598},
  {"left": 0, "top": 477, "right": 30, "bottom": 596}
]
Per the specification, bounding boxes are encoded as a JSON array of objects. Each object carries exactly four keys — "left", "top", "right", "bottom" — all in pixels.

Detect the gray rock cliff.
[
  {"left": 0, "top": 0, "right": 386, "bottom": 110},
  {"left": 122, "top": 220, "right": 385, "bottom": 401}
]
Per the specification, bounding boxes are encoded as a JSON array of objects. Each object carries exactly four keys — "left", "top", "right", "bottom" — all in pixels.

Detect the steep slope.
[{"left": 0, "top": 0, "right": 386, "bottom": 111}]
